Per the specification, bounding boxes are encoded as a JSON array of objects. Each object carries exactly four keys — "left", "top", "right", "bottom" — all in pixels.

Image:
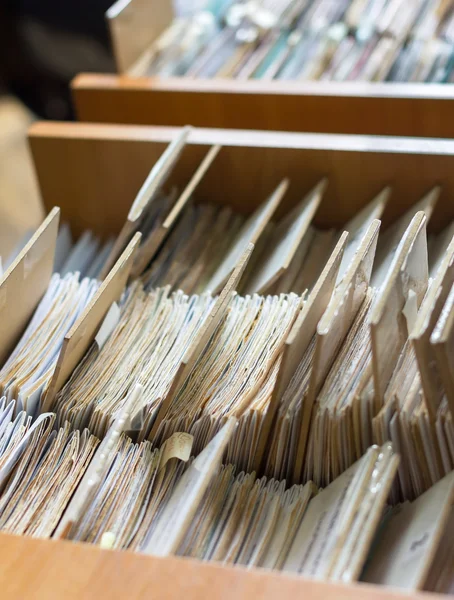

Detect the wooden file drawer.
[
  {"left": 70, "top": 0, "right": 454, "bottom": 138},
  {"left": 0, "top": 121, "right": 450, "bottom": 600}
]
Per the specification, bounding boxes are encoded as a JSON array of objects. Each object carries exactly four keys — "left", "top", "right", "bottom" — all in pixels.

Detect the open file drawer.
[{"left": 0, "top": 121, "right": 453, "bottom": 599}]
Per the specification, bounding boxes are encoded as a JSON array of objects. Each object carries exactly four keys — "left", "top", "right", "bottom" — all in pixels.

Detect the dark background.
[{"left": 0, "top": 0, "right": 115, "bottom": 119}]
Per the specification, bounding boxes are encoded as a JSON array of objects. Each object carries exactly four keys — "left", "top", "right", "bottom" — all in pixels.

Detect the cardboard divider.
[{"left": 0, "top": 207, "right": 60, "bottom": 366}]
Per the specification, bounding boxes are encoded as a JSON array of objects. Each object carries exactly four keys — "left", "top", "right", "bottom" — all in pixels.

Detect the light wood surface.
[
  {"left": 72, "top": 75, "right": 454, "bottom": 138},
  {"left": 29, "top": 121, "right": 454, "bottom": 240},
  {"left": 0, "top": 532, "right": 440, "bottom": 600},
  {"left": 0, "top": 97, "right": 43, "bottom": 258}
]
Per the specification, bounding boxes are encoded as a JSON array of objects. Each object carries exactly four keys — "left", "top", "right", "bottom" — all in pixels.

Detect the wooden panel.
[
  {"left": 72, "top": 75, "right": 454, "bottom": 139},
  {"left": 0, "top": 533, "right": 438, "bottom": 600},
  {"left": 29, "top": 121, "right": 454, "bottom": 240},
  {"left": 106, "top": 0, "right": 174, "bottom": 73},
  {"left": 0, "top": 96, "right": 43, "bottom": 258}
]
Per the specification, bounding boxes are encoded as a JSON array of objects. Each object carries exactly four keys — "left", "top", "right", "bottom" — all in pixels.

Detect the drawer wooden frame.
[
  {"left": 29, "top": 121, "right": 454, "bottom": 236},
  {"left": 0, "top": 532, "right": 439, "bottom": 600},
  {"left": 72, "top": 75, "right": 454, "bottom": 138}
]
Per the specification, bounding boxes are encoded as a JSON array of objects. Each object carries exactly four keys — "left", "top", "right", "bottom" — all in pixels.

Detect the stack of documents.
[
  {"left": 54, "top": 224, "right": 115, "bottom": 280},
  {"left": 140, "top": 0, "right": 454, "bottom": 83},
  {"left": 59, "top": 412, "right": 399, "bottom": 586},
  {"left": 176, "top": 442, "right": 397, "bottom": 583},
  {"left": 53, "top": 284, "right": 215, "bottom": 437},
  {"left": 0, "top": 408, "right": 98, "bottom": 537},
  {"left": 142, "top": 202, "right": 245, "bottom": 292},
  {"left": 0, "top": 273, "right": 99, "bottom": 416},
  {"left": 65, "top": 432, "right": 188, "bottom": 548},
  {"left": 99, "top": 131, "right": 385, "bottom": 298},
  {"left": 154, "top": 290, "right": 302, "bottom": 470}
]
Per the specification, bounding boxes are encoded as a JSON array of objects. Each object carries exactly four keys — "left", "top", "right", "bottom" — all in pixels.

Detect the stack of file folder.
[{"left": 139, "top": 0, "right": 454, "bottom": 83}]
